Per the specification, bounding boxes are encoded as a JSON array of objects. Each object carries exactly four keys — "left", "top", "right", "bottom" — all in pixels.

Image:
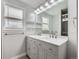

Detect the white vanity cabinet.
[
  {"left": 26, "top": 37, "right": 38, "bottom": 59},
  {"left": 26, "top": 36, "right": 67, "bottom": 59}
]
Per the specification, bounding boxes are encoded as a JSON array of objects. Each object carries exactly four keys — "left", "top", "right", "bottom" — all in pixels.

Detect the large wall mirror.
[{"left": 37, "top": 0, "right": 68, "bottom": 36}]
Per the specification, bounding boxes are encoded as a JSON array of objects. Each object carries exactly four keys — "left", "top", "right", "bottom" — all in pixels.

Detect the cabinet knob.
[
  {"left": 49, "top": 48, "right": 52, "bottom": 50},
  {"left": 5, "top": 33, "right": 7, "bottom": 35},
  {"left": 39, "top": 44, "right": 42, "bottom": 46}
]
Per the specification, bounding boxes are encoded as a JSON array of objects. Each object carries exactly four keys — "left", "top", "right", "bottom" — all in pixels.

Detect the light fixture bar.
[{"left": 34, "top": 0, "right": 63, "bottom": 14}]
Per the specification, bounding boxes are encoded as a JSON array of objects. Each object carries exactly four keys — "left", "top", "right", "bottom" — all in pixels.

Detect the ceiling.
[{"left": 19, "top": 0, "right": 49, "bottom": 9}]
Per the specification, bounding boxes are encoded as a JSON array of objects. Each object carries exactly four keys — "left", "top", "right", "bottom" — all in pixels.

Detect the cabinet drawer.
[
  {"left": 38, "top": 40, "right": 46, "bottom": 47},
  {"left": 29, "top": 37, "right": 38, "bottom": 45},
  {"left": 45, "top": 43, "right": 58, "bottom": 56}
]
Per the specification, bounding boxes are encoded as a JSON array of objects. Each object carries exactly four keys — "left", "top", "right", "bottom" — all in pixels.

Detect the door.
[{"left": 30, "top": 44, "right": 38, "bottom": 59}]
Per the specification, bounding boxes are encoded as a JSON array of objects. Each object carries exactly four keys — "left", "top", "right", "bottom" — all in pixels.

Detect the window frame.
[
  {"left": 4, "top": 5, "right": 24, "bottom": 30},
  {"left": 42, "top": 17, "right": 49, "bottom": 30}
]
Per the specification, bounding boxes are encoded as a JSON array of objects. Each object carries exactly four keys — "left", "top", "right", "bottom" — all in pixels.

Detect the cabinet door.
[
  {"left": 30, "top": 39, "right": 38, "bottom": 59},
  {"left": 26, "top": 37, "right": 31, "bottom": 57},
  {"left": 46, "top": 52, "right": 57, "bottom": 59},
  {"left": 45, "top": 43, "right": 58, "bottom": 59},
  {"left": 30, "top": 44, "right": 38, "bottom": 59},
  {"left": 38, "top": 41, "right": 46, "bottom": 59}
]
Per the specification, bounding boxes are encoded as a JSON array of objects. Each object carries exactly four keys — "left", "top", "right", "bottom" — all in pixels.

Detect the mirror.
[{"left": 37, "top": 0, "right": 68, "bottom": 36}]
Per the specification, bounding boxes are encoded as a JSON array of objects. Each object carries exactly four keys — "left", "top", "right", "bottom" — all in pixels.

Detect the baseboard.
[{"left": 10, "top": 53, "right": 26, "bottom": 59}]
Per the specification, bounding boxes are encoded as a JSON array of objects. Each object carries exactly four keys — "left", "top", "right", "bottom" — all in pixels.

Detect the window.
[
  {"left": 42, "top": 17, "right": 49, "bottom": 30},
  {"left": 4, "top": 5, "right": 23, "bottom": 29}
]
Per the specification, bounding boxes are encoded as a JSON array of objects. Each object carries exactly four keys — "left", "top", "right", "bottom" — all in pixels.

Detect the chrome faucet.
[
  {"left": 54, "top": 31, "right": 58, "bottom": 38},
  {"left": 37, "top": 32, "right": 42, "bottom": 36},
  {"left": 49, "top": 31, "right": 54, "bottom": 38},
  {"left": 49, "top": 31, "right": 58, "bottom": 38}
]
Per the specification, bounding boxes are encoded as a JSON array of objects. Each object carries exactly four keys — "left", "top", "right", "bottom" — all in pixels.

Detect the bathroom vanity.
[{"left": 26, "top": 35, "right": 68, "bottom": 59}]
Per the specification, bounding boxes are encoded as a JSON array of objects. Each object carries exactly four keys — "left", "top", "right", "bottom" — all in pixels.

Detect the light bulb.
[
  {"left": 40, "top": 6, "right": 44, "bottom": 10},
  {"left": 37, "top": 8, "right": 40, "bottom": 11},
  {"left": 45, "top": 2, "right": 49, "bottom": 7},
  {"left": 34, "top": 10, "right": 37, "bottom": 13}
]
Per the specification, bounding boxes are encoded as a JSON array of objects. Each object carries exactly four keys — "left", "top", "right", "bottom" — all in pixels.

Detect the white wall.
[{"left": 67, "top": 0, "right": 77, "bottom": 59}]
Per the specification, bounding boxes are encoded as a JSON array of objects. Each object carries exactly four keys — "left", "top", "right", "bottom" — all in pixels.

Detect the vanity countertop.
[{"left": 26, "top": 35, "right": 68, "bottom": 46}]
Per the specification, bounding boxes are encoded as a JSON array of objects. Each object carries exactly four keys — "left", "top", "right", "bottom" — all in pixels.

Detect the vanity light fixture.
[
  {"left": 40, "top": 6, "right": 44, "bottom": 10},
  {"left": 45, "top": 2, "right": 49, "bottom": 7},
  {"left": 36, "top": 8, "right": 41, "bottom": 14},
  {"left": 34, "top": 8, "right": 40, "bottom": 14},
  {"left": 50, "top": 0, "right": 54, "bottom": 3},
  {"left": 34, "top": 10, "right": 37, "bottom": 13},
  {"left": 37, "top": 8, "right": 40, "bottom": 12},
  {"left": 34, "top": 0, "right": 63, "bottom": 14},
  {"left": 34, "top": 10, "right": 40, "bottom": 14}
]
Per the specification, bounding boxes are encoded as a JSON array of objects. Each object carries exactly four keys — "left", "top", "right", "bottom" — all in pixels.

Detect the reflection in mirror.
[
  {"left": 37, "top": 0, "right": 68, "bottom": 36},
  {"left": 42, "top": 17, "right": 49, "bottom": 30}
]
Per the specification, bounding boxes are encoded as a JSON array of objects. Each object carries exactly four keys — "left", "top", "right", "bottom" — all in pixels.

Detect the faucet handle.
[{"left": 55, "top": 31, "right": 58, "bottom": 35}]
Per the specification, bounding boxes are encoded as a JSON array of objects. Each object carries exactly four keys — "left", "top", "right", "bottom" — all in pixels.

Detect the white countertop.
[{"left": 26, "top": 35, "right": 68, "bottom": 46}]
